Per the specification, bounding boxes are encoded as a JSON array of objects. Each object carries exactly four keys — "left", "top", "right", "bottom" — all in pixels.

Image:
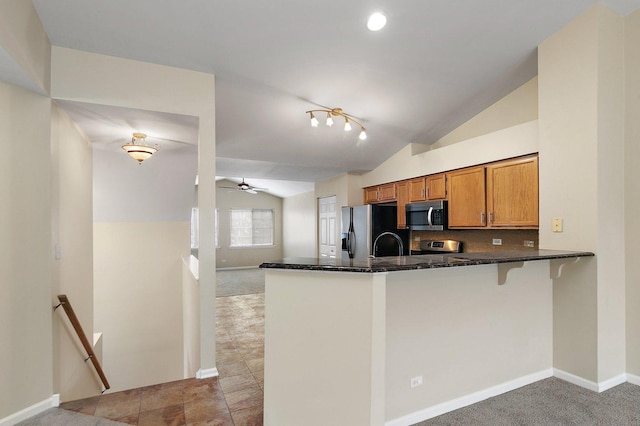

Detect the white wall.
[
  {"left": 51, "top": 102, "right": 101, "bottom": 402},
  {"left": 282, "top": 191, "right": 316, "bottom": 258},
  {"left": 51, "top": 47, "right": 218, "bottom": 384},
  {"left": 0, "top": 80, "right": 53, "bottom": 419},
  {"left": 625, "top": 9, "right": 640, "bottom": 378},
  {"left": 538, "top": 3, "right": 626, "bottom": 383},
  {"left": 216, "top": 180, "right": 283, "bottom": 268}
]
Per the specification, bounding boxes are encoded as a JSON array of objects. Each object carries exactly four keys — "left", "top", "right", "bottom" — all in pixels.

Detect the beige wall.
[
  {"left": 385, "top": 261, "right": 552, "bottom": 422},
  {"left": 430, "top": 77, "right": 538, "bottom": 149},
  {"left": 538, "top": 4, "right": 626, "bottom": 383},
  {"left": 0, "top": 80, "right": 53, "bottom": 418},
  {"left": 626, "top": 9, "right": 640, "bottom": 378},
  {"left": 50, "top": 47, "right": 218, "bottom": 379},
  {"left": 216, "top": 180, "right": 283, "bottom": 268},
  {"left": 51, "top": 102, "right": 101, "bottom": 401},
  {"left": 360, "top": 121, "right": 538, "bottom": 188},
  {"left": 94, "top": 222, "right": 189, "bottom": 392},
  {"left": 282, "top": 191, "right": 316, "bottom": 258},
  {"left": 0, "top": 0, "right": 50, "bottom": 93}
]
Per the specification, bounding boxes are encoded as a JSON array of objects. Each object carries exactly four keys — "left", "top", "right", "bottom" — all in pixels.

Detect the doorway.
[{"left": 318, "top": 195, "right": 337, "bottom": 258}]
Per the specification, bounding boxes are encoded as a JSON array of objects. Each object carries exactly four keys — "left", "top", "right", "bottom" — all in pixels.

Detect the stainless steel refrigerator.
[{"left": 341, "top": 205, "right": 409, "bottom": 259}]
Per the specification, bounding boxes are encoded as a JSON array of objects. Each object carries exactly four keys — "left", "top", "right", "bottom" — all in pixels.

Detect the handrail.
[{"left": 55, "top": 294, "right": 110, "bottom": 390}]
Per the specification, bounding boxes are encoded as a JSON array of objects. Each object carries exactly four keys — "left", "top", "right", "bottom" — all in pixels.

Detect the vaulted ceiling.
[{"left": 11, "top": 1, "right": 640, "bottom": 196}]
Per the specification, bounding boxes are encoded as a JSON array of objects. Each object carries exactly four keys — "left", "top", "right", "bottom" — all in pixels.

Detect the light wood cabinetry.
[
  {"left": 426, "top": 174, "right": 447, "bottom": 200},
  {"left": 486, "top": 156, "right": 538, "bottom": 228},
  {"left": 364, "top": 183, "right": 396, "bottom": 204},
  {"left": 396, "top": 181, "right": 409, "bottom": 229},
  {"left": 408, "top": 177, "right": 426, "bottom": 202},
  {"left": 362, "top": 155, "right": 538, "bottom": 229},
  {"left": 447, "top": 167, "right": 487, "bottom": 228},
  {"left": 408, "top": 173, "right": 447, "bottom": 202}
]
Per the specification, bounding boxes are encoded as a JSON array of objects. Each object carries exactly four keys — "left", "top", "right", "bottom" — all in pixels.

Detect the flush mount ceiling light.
[
  {"left": 121, "top": 132, "right": 158, "bottom": 164},
  {"left": 306, "top": 108, "right": 367, "bottom": 140},
  {"left": 367, "top": 12, "right": 387, "bottom": 31}
]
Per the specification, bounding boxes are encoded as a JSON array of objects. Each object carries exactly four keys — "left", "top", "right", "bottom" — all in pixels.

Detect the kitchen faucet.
[{"left": 372, "top": 231, "right": 404, "bottom": 257}]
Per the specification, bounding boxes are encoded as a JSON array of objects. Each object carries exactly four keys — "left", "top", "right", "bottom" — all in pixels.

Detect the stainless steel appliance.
[
  {"left": 411, "top": 239, "right": 462, "bottom": 255},
  {"left": 406, "top": 200, "right": 448, "bottom": 231},
  {"left": 341, "top": 205, "right": 409, "bottom": 259}
]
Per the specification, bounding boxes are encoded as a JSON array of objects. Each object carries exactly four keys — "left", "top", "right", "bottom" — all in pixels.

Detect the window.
[
  {"left": 230, "top": 209, "right": 274, "bottom": 247},
  {"left": 190, "top": 207, "right": 220, "bottom": 249}
]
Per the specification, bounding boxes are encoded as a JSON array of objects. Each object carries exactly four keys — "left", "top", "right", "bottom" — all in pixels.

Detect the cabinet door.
[
  {"left": 378, "top": 183, "right": 397, "bottom": 202},
  {"left": 447, "top": 167, "right": 486, "bottom": 228},
  {"left": 396, "top": 181, "right": 409, "bottom": 229},
  {"left": 364, "top": 186, "right": 379, "bottom": 204},
  {"left": 486, "top": 156, "right": 538, "bottom": 227},
  {"left": 426, "top": 173, "right": 446, "bottom": 200},
  {"left": 408, "top": 177, "right": 426, "bottom": 202}
]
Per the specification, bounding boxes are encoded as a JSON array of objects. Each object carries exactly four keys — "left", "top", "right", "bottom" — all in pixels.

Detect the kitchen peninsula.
[{"left": 261, "top": 250, "right": 593, "bottom": 426}]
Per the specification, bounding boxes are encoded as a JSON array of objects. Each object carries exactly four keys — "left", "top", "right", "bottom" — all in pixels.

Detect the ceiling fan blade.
[{"left": 246, "top": 189, "right": 258, "bottom": 194}]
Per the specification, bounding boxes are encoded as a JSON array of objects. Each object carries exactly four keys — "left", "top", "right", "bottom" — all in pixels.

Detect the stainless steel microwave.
[{"left": 406, "top": 200, "right": 448, "bottom": 231}]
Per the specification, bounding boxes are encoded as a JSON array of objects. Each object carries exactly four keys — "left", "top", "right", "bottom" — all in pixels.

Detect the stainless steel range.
[{"left": 411, "top": 239, "right": 462, "bottom": 255}]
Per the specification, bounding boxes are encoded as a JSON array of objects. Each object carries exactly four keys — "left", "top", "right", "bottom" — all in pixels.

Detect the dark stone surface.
[{"left": 259, "top": 250, "right": 594, "bottom": 273}]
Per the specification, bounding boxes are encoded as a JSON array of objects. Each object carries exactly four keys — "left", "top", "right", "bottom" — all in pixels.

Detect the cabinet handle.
[
  {"left": 421, "top": 188, "right": 425, "bottom": 198},
  {"left": 489, "top": 212, "right": 493, "bottom": 224},
  {"left": 480, "top": 212, "right": 485, "bottom": 225}
]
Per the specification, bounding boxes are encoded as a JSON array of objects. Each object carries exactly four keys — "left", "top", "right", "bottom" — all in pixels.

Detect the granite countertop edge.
[{"left": 259, "top": 250, "right": 595, "bottom": 273}]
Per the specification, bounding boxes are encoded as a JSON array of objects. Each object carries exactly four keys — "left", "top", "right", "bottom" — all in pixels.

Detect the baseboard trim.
[
  {"left": 216, "top": 266, "right": 260, "bottom": 271},
  {"left": 0, "top": 394, "right": 60, "bottom": 426},
  {"left": 196, "top": 367, "right": 219, "bottom": 379},
  {"left": 385, "top": 369, "right": 553, "bottom": 426},
  {"left": 627, "top": 374, "right": 640, "bottom": 386},
  {"left": 553, "top": 369, "right": 627, "bottom": 392}
]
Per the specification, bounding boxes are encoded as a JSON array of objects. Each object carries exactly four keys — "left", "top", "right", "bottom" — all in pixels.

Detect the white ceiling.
[{"left": 12, "top": 1, "right": 640, "bottom": 196}]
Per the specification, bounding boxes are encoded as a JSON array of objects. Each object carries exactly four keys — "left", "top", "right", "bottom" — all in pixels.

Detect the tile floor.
[{"left": 60, "top": 293, "right": 265, "bottom": 425}]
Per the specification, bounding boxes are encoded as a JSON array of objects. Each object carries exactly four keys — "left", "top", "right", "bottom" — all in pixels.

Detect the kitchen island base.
[{"left": 263, "top": 259, "right": 559, "bottom": 425}]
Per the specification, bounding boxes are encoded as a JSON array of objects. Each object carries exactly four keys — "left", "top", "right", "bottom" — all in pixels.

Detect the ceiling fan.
[{"left": 218, "top": 178, "right": 268, "bottom": 195}]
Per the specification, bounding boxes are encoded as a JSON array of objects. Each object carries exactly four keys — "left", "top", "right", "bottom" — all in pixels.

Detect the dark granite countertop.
[{"left": 259, "top": 250, "right": 595, "bottom": 273}]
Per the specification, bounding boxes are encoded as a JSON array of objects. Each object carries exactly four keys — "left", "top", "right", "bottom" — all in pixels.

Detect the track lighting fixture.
[{"left": 306, "top": 107, "right": 367, "bottom": 140}]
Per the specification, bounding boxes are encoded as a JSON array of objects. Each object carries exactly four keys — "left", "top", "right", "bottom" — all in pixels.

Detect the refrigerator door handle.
[{"left": 347, "top": 208, "right": 356, "bottom": 258}]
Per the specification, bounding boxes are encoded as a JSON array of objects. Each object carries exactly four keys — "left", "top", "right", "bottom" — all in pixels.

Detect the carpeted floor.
[
  {"left": 16, "top": 408, "right": 125, "bottom": 425},
  {"left": 416, "top": 377, "right": 640, "bottom": 425},
  {"left": 216, "top": 268, "right": 265, "bottom": 297}
]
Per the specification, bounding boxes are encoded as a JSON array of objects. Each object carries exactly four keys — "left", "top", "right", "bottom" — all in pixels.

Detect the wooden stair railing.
[{"left": 55, "top": 294, "right": 110, "bottom": 391}]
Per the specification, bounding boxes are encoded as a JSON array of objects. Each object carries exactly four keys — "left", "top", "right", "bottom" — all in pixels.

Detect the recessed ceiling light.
[{"left": 367, "top": 12, "right": 387, "bottom": 31}]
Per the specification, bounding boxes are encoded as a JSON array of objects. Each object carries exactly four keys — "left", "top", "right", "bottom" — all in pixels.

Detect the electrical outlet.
[
  {"left": 410, "top": 376, "right": 423, "bottom": 388},
  {"left": 524, "top": 240, "right": 535, "bottom": 248},
  {"left": 552, "top": 218, "right": 563, "bottom": 232},
  {"left": 414, "top": 236, "right": 420, "bottom": 241},
  {"left": 492, "top": 238, "right": 502, "bottom": 246}
]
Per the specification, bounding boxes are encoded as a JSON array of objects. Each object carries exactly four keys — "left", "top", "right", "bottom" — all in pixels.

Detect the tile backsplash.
[{"left": 411, "top": 229, "right": 539, "bottom": 253}]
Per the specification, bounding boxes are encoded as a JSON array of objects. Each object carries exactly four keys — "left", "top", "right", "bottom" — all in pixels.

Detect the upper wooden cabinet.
[
  {"left": 426, "top": 174, "right": 447, "bottom": 200},
  {"left": 395, "top": 181, "right": 409, "bottom": 229},
  {"left": 408, "top": 177, "right": 426, "bottom": 202},
  {"left": 364, "top": 183, "right": 396, "bottom": 204},
  {"left": 486, "top": 156, "right": 538, "bottom": 228},
  {"left": 447, "top": 167, "right": 487, "bottom": 228},
  {"left": 408, "top": 173, "right": 447, "bottom": 202}
]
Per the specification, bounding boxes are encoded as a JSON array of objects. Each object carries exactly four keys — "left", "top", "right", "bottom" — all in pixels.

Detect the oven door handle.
[{"left": 427, "top": 206, "right": 433, "bottom": 227}]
